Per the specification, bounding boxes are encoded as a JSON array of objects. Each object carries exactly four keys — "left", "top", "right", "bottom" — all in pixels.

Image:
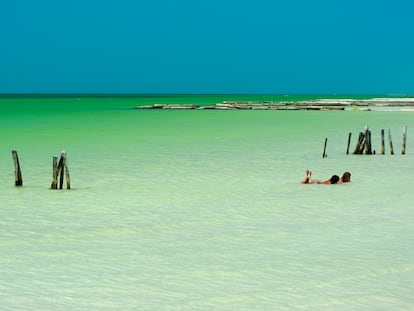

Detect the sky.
[{"left": 1, "top": 0, "right": 413, "bottom": 94}]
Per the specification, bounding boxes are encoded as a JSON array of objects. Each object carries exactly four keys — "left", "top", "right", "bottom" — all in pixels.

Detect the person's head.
[
  {"left": 341, "top": 172, "right": 351, "bottom": 182},
  {"left": 330, "top": 175, "right": 340, "bottom": 184}
]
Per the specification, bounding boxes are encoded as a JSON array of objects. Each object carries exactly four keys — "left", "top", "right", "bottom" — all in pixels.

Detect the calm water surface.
[{"left": 1, "top": 95, "right": 413, "bottom": 310}]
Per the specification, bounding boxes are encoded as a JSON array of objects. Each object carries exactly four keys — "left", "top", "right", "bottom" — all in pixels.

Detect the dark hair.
[
  {"left": 330, "top": 175, "right": 339, "bottom": 184},
  {"left": 342, "top": 172, "right": 351, "bottom": 182}
]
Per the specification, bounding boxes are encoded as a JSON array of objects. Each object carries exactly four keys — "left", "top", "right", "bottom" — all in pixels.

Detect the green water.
[{"left": 1, "top": 95, "right": 413, "bottom": 310}]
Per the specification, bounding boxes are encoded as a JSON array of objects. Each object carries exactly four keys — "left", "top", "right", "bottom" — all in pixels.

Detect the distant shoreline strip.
[{"left": 134, "top": 98, "right": 414, "bottom": 111}]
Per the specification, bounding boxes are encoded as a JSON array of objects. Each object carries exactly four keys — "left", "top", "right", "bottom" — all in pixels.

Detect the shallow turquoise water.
[{"left": 1, "top": 96, "right": 414, "bottom": 310}]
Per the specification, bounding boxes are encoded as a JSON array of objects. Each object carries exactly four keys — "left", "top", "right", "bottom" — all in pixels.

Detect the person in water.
[
  {"left": 340, "top": 171, "right": 351, "bottom": 183},
  {"left": 301, "top": 170, "right": 351, "bottom": 184}
]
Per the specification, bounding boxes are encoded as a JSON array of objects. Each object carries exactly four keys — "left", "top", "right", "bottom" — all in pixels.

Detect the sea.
[{"left": 1, "top": 94, "right": 413, "bottom": 310}]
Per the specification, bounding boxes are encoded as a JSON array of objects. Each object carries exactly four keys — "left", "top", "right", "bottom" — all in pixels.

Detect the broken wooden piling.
[
  {"left": 58, "top": 155, "right": 64, "bottom": 189},
  {"left": 353, "top": 132, "right": 366, "bottom": 154},
  {"left": 322, "top": 138, "right": 328, "bottom": 158},
  {"left": 51, "top": 156, "right": 58, "bottom": 189},
  {"left": 346, "top": 125, "right": 405, "bottom": 157},
  {"left": 388, "top": 129, "right": 394, "bottom": 155},
  {"left": 402, "top": 126, "right": 407, "bottom": 155},
  {"left": 51, "top": 151, "right": 70, "bottom": 190},
  {"left": 63, "top": 151, "right": 71, "bottom": 190},
  {"left": 346, "top": 133, "right": 351, "bottom": 155},
  {"left": 364, "top": 127, "right": 373, "bottom": 155},
  {"left": 12, "top": 150, "right": 23, "bottom": 186}
]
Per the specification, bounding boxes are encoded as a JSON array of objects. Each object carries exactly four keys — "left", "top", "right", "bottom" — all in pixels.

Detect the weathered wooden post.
[
  {"left": 346, "top": 132, "right": 352, "bottom": 155},
  {"left": 322, "top": 138, "right": 328, "bottom": 158},
  {"left": 62, "top": 151, "right": 71, "bottom": 189},
  {"left": 365, "top": 129, "right": 372, "bottom": 155},
  {"left": 51, "top": 155, "right": 58, "bottom": 189},
  {"left": 353, "top": 132, "right": 366, "bottom": 154},
  {"left": 51, "top": 151, "right": 71, "bottom": 190},
  {"left": 402, "top": 126, "right": 407, "bottom": 155},
  {"left": 58, "top": 155, "right": 64, "bottom": 189},
  {"left": 12, "top": 150, "right": 23, "bottom": 186},
  {"left": 388, "top": 129, "right": 394, "bottom": 155},
  {"left": 380, "top": 129, "right": 385, "bottom": 155}
]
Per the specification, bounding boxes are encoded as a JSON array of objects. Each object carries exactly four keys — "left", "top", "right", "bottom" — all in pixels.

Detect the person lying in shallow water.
[{"left": 301, "top": 170, "right": 351, "bottom": 184}]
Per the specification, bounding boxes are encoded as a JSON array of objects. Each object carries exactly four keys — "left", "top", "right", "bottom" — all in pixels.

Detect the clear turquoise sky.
[{"left": 1, "top": 0, "right": 413, "bottom": 94}]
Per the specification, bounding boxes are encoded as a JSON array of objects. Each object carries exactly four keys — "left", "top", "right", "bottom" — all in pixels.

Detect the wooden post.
[
  {"left": 388, "top": 129, "right": 394, "bottom": 155},
  {"left": 363, "top": 126, "right": 371, "bottom": 155},
  {"left": 52, "top": 151, "right": 71, "bottom": 190},
  {"left": 365, "top": 129, "right": 372, "bottom": 155},
  {"left": 353, "top": 132, "right": 366, "bottom": 154},
  {"left": 381, "top": 129, "right": 385, "bottom": 155},
  {"left": 51, "top": 155, "right": 58, "bottom": 189},
  {"left": 402, "top": 126, "right": 407, "bottom": 155},
  {"left": 346, "top": 132, "right": 352, "bottom": 155},
  {"left": 58, "top": 155, "right": 64, "bottom": 189},
  {"left": 12, "top": 150, "right": 23, "bottom": 186},
  {"left": 353, "top": 132, "right": 361, "bottom": 154},
  {"left": 322, "top": 138, "right": 328, "bottom": 158},
  {"left": 62, "top": 151, "right": 71, "bottom": 189}
]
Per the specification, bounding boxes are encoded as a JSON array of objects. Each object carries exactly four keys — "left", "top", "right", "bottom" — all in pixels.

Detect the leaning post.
[
  {"left": 51, "top": 155, "right": 58, "bottom": 189},
  {"left": 380, "top": 129, "right": 385, "bottom": 155},
  {"left": 58, "top": 154, "right": 64, "bottom": 189},
  {"left": 353, "top": 132, "right": 365, "bottom": 154},
  {"left": 51, "top": 151, "right": 71, "bottom": 190},
  {"left": 12, "top": 150, "right": 23, "bottom": 186},
  {"left": 388, "top": 129, "right": 394, "bottom": 155},
  {"left": 402, "top": 126, "right": 407, "bottom": 155},
  {"left": 346, "top": 132, "right": 352, "bottom": 155},
  {"left": 62, "top": 151, "right": 71, "bottom": 189},
  {"left": 322, "top": 138, "right": 328, "bottom": 158}
]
